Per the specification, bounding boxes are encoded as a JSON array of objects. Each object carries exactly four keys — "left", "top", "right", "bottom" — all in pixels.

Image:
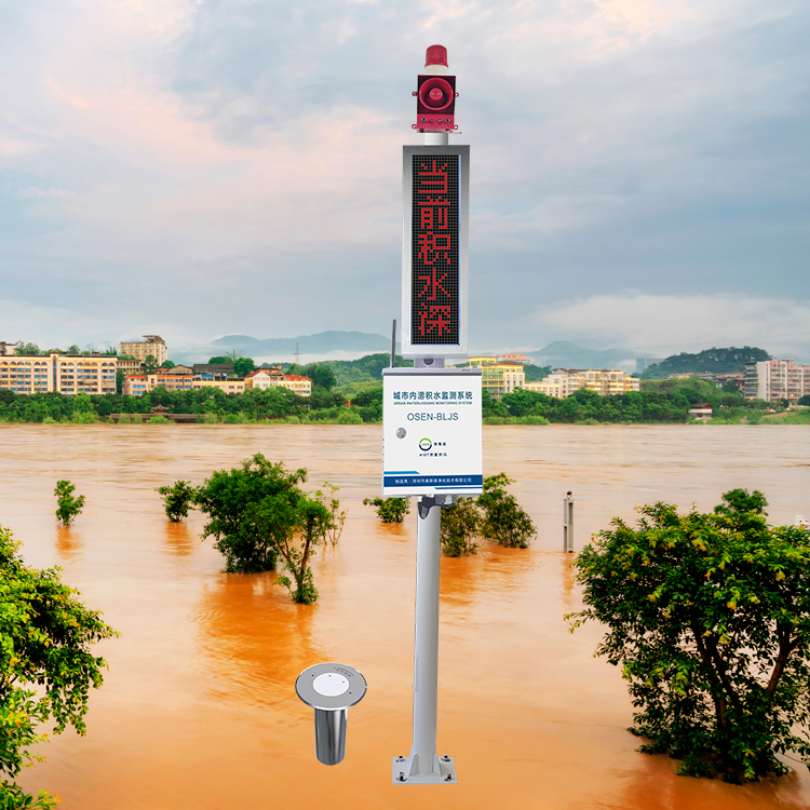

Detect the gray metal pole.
[{"left": 411, "top": 497, "right": 441, "bottom": 774}]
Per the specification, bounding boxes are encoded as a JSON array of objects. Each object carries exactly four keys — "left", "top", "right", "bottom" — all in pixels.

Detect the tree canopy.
[
  {"left": 194, "top": 454, "right": 338, "bottom": 603},
  {"left": 195, "top": 454, "right": 306, "bottom": 573},
  {"left": 0, "top": 525, "right": 117, "bottom": 806},
  {"left": 233, "top": 357, "right": 256, "bottom": 377},
  {"left": 568, "top": 489, "right": 810, "bottom": 782},
  {"left": 642, "top": 347, "right": 769, "bottom": 379}
]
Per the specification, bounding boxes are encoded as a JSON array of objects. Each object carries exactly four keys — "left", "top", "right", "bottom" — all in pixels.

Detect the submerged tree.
[
  {"left": 195, "top": 454, "right": 306, "bottom": 573},
  {"left": 477, "top": 473, "right": 536, "bottom": 548},
  {"left": 157, "top": 480, "right": 198, "bottom": 522},
  {"left": 270, "top": 493, "right": 335, "bottom": 605},
  {"left": 195, "top": 454, "right": 340, "bottom": 603},
  {"left": 440, "top": 497, "right": 481, "bottom": 557},
  {"left": 567, "top": 489, "right": 810, "bottom": 782},
  {"left": 0, "top": 525, "right": 118, "bottom": 807},
  {"left": 54, "top": 480, "right": 85, "bottom": 526},
  {"left": 316, "top": 483, "right": 346, "bottom": 545},
  {"left": 363, "top": 497, "right": 410, "bottom": 523}
]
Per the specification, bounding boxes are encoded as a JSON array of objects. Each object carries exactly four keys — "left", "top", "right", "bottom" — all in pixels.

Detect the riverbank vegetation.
[
  {"left": 0, "top": 375, "right": 802, "bottom": 426},
  {"left": 568, "top": 490, "right": 810, "bottom": 782},
  {"left": 0, "top": 525, "right": 117, "bottom": 808}
]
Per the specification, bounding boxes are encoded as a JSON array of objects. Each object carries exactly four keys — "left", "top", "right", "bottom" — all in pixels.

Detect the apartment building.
[
  {"left": 117, "top": 358, "right": 144, "bottom": 376},
  {"left": 744, "top": 359, "right": 810, "bottom": 402},
  {"left": 244, "top": 369, "right": 312, "bottom": 397},
  {"left": 0, "top": 354, "right": 117, "bottom": 395},
  {"left": 523, "top": 369, "right": 639, "bottom": 399},
  {"left": 466, "top": 357, "right": 526, "bottom": 399},
  {"left": 124, "top": 373, "right": 246, "bottom": 396},
  {"left": 0, "top": 341, "right": 15, "bottom": 356},
  {"left": 120, "top": 336, "right": 168, "bottom": 367}
]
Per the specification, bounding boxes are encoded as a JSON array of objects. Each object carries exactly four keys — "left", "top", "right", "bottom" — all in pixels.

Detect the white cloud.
[
  {"left": 0, "top": 0, "right": 808, "bottom": 349},
  {"left": 535, "top": 294, "right": 810, "bottom": 360}
]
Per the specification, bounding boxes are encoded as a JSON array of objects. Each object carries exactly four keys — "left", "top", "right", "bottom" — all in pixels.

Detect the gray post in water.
[{"left": 564, "top": 491, "right": 574, "bottom": 553}]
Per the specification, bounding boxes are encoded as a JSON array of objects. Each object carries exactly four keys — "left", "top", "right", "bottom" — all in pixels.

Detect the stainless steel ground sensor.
[{"left": 295, "top": 663, "right": 367, "bottom": 765}]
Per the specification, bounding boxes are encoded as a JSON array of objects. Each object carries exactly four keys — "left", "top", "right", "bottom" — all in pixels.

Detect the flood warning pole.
[{"left": 383, "top": 45, "right": 481, "bottom": 786}]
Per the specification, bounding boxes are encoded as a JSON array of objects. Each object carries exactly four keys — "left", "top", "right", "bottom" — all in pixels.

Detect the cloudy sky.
[{"left": 1, "top": 0, "right": 808, "bottom": 359}]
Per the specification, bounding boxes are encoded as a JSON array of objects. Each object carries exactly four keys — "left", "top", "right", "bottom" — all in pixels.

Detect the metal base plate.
[{"left": 392, "top": 754, "right": 457, "bottom": 785}]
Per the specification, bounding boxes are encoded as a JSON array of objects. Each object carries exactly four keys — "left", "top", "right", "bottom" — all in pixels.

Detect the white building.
[
  {"left": 244, "top": 369, "right": 312, "bottom": 397},
  {"left": 120, "top": 336, "right": 168, "bottom": 367},
  {"left": 744, "top": 359, "right": 810, "bottom": 402},
  {"left": 523, "top": 369, "right": 640, "bottom": 399}
]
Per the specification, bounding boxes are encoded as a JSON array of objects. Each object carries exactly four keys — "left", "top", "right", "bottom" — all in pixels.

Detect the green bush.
[
  {"left": 157, "top": 480, "right": 198, "bottom": 522},
  {"left": 440, "top": 497, "right": 480, "bottom": 556},
  {"left": 69, "top": 411, "right": 96, "bottom": 424},
  {"left": 146, "top": 414, "right": 172, "bottom": 424},
  {"left": 519, "top": 415, "right": 549, "bottom": 425},
  {"left": 336, "top": 408, "right": 364, "bottom": 425},
  {"left": 363, "top": 497, "right": 410, "bottom": 523},
  {"left": 54, "top": 480, "right": 85, "bottom": 526},
  {"left": 477, "top": 473, "right": 536, "bottom": 548},
  {"left": 567, "top": 490, "right": 810, "bottom": 782},
  {"left": 0, "top": 525, "right": 117, "bottom": 806}
]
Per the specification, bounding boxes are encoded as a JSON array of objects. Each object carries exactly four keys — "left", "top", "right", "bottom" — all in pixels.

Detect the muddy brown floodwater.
[{"left": 2, "top": 424, "right": 809, "bottom": 809}]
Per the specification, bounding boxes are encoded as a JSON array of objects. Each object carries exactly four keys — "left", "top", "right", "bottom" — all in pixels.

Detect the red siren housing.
[
  {"left": 425, "top": 44, "right": 448, "bottom": 67},
  {"left": 413, "top": 44, "right": 458, "bottom": 133}
]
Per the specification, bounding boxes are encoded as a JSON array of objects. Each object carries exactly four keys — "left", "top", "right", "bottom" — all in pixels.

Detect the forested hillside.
[{"left": 642, "top": 347, "right": 769, "bottom": 378}]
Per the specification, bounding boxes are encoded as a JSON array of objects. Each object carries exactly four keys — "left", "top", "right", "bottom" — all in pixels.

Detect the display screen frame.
[{"left": 401, "top": 145, "right": 469, "bottom": 359}]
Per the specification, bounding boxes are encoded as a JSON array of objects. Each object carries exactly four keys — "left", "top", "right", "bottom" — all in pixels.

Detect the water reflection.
[
  {"left": 560, "top": 552, "right": 576, "bottom": 612},
  {"left": 192, "top": 571, "right": 325, "bottom": 710},
  {"left": 614, "top": 749, "right": 810, "bottom": 810},
  {"left": 55, "top": 525, "right": 81, "bottom": 561},
  {"left": 163, "top": 521, "right": 195, "bottom": 557}
]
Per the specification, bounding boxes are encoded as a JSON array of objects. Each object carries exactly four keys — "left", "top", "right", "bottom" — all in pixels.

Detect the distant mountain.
[
  {"left": 525, "top": 341, "right": 639, "bottom": 371},
  {"left": 209, "top": 331, "right": 392, "bottom": 354},
  {"left": 170, "top": 331, "right": 394, "bottom": 365},
  {"left": 209, "top": 334, "right": 262, "bottom": 345}
]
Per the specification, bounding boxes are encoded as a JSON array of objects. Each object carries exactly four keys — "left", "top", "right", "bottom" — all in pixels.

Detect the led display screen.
[{"left": 411, "top": 154, "right": 460, "bottom": 345}]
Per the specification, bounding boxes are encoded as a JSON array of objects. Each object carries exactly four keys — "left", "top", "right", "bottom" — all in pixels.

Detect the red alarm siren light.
[
  {"left": 414, "top": 44, "right": 458, "bottom": 133},
  {"left": 425, "top": 44, "right": 448, "bottom": 68}
]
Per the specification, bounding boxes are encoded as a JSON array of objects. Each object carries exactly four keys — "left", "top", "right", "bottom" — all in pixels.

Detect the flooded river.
[{"left": 2, "top": 424, "right": 809, "bottom": 809}]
